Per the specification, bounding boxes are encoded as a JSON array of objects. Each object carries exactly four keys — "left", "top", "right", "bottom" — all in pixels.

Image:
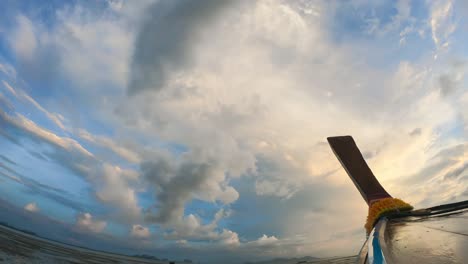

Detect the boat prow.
[{"left": 328, "top": 136, "right": 468, "bottom": 264}]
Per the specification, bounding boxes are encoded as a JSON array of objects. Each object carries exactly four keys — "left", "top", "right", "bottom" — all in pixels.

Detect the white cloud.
[
  {"left": 1, "top": 80, "right": 66, "bottom": 130},
  {"left": 130, "top": 224, "right": 150, "bottom": 239},
  {"left": 0, "top": 63, "right": 16, "bottom": 78},
  {"left": 78, "top": 129, "right": 141, "bottom": 163},
  {"left": 219, "top": 229, "right": 240, "bottom": 247},
  {"left": 92, "top": 164, "right": 141, "bottom": 221},
  {"left": 121, "top": 0, "right": 466, "bottom": 257},
  {"left": 1, "top": 80, "right": 18, "bottom": 97},
  {"left": 160, "top": 208, "right": 238, "bottom": 245},
  {"left": 2, "top": 0, "right": 468, "bottom": 261},
  {"left": 76, "top": 212, "right": 107, "bottom": 233},
  {"left": 6, "top": 4, "right": 136, "bottom": 106},
  {"left": 24, "top": 202, "right": 39, "bottom": 212},
  {"left": 0, "top": 111, "right": 91, "bottom": 157},
  {"left": 9, "top": 16, "right": 37, "bottom": 61},
  {"left": 55, "top": 7, "right": 131, "bottom": 91},
  {"left": 252, "top": 234, "right": 279, "bottom": 246},
  {"left": 429, "top": 0, "right": 456, "bottom": 55}
]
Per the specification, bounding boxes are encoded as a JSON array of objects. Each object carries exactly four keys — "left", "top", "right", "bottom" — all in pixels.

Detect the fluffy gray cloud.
[
  {"left": 1, "top": 0, "right": 468, "bottom": 262},
  {"left": 130, "top": 224, "right": 150, "bottom": 239},
  {"left": 118, "top": 0, "right": 467, "bottom": 256},
  {"left": 128, "top": 0, "right": 237, "bottom": 94},
  {"left": 76, "top": 212, "right": 107, "bottom": 233},
  {"left": 142, "top": 155, "right": 238, "bottom": 224}
]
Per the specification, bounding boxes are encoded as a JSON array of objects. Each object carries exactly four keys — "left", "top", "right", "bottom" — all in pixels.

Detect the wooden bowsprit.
[
  {"left": 327, "top": 135, "right": 468, "bottom": 264},
  {"left": 327, "top": 136, "right": 413, "bottom": 234},
  {"left": 327, "top": 136, "right": 390, "bottom": 205}
]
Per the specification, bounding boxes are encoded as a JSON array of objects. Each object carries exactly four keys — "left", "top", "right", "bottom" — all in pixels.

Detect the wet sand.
[{"left": 0, "top": 224, "right": 170, "bottom": 264}]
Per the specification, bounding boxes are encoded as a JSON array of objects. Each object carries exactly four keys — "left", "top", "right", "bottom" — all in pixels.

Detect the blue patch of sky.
[
  {"left": 330, "top": 1, "right": 396, "bottom": 41},
  {"left": 449, "top": 14, "right": 468, "bottom": 60},
  {"left": 0, "top": 124, "right": 92, "bottom": 206},
  {"left": 184, "top": 199, "right": 225, "bottom": 226},
  {"left": 105, "top": 222, "right": 129, "bottom": 237},
  {"left": 0, "top": 41, "right": 15, "bottom": 68},
  {"left": 0, "top": 0, "right": 111, "bottom": 29},
  {"left": 0, "top": 176, "right": 78, "bottom": 223},
  {"left": 227, "top": 176, "right": 281, "bottom": 241},
  {"left": 328, "top": 1, "right": 433, "bottom": 70},
  {"left": 136, "top": 190, "right": 155, "bottom": 212}
]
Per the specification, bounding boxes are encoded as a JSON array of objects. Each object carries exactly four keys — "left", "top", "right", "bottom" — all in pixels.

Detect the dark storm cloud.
[
  {"left": 128, "top": 0, "right": 236, "bottom": 94},
  {"left": 141, "top": 158, "right": 218, "bottom": 224}
]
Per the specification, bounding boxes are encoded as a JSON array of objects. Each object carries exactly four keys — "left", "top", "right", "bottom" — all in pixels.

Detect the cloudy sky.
[{"left": 0, "top": 0, "right": 467, "bottom": 263}]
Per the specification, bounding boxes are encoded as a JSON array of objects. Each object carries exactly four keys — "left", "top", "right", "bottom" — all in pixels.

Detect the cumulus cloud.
[
  {"left": 142, "top": 157, "right": 238, "bottom": 224},
  {"left": 252, "top": 234, "right": 279, "bottom": 246},
  {"left": 91, "top": 164, "right": 141, "bottom": 221},
  {"left": 158, "top": 208, "right": 240, "bottom": 246},
  {"left": 24, "top": 202, "right": 39, "bottom": 212},
  {"left": 128, "top": 0, "right": 236, "bottom": 94},
  {"left": 130, "top": 224, "right": 150, "bottom": 239},
  {"left": 219, "top": 229, "right": 240, "bottom": 247},
  {"left": 118, "top": 0, "right": 466, "bottom": 257},
  {"left": 1, "top": 0, "right": 468, "bottom": 261},
  {"left": 76, "top": 212, "right": 107, "bottom": 233}
]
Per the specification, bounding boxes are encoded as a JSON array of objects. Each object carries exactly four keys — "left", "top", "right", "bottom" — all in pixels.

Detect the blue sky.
[{"left": 0, "top": 0, "right": 467, "bottom": 263}]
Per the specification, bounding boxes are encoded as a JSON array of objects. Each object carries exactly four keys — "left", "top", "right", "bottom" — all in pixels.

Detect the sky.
[{"left": 0, "top": 0, "right": 467, "bottom": 263}]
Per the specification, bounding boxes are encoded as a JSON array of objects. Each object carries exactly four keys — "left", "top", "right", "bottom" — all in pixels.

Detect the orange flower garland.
[{"left": 365, "top": 197, "right": 413, "bottom": 234}]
